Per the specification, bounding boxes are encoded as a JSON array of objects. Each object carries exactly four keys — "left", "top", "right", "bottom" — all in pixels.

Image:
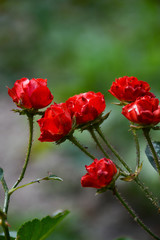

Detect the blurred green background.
[{"left": 0, "top": 0, "right": 160, "bottom": 239}]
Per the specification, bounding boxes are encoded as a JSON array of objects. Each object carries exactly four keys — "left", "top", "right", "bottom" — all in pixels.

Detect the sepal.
[{"left": 120, "top": 163, "right": 143, "bottom": 182}]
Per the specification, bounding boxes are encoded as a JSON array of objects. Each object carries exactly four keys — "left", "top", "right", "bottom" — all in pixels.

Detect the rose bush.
[
  {"left": 8, "top": 78, "right": 53, "bottom": 109},
  {"left": 66, "top": 91, "right": 106, "bottom": 125},
  {"left": 81, "top": 158, "right": 117, "bottom": 188},
  {"left": 108, "top": 76, "right": 153, "bottom": 102},
  {"left": 122, "top": 95, "right": 160, "bottom": 125},
  {"left": 38, "top": 103, "right": 72, "bottom": 142}
]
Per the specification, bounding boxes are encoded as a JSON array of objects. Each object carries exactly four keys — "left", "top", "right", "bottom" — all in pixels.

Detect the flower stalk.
[
  {"left": 12, "top": 114, "right": 34, "bottom": 189},
  {"left": 131, "top": 127, "right": 141, "bottom": 168},
  {"left": 95, "top": 126, "right": 132, "bottom": 173},
  {"left": 68, "top": 135, "right": 95, "bottom": 160}
]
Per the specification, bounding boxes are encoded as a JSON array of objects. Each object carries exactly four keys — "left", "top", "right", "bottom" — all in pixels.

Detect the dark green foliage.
[{"left": 145, "top": 141, "right": 160, "bottom": 171}]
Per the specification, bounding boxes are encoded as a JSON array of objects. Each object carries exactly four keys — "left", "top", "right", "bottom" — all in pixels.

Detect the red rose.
[
  {"left": 81, "top": 158, "right": 117, "bottom": 188},
  {"left": 38, "top": 103, "right": 72, "bottom": 142},
  {"left": 122, "top": 96, "right": 160, "bottom": 125},
  {"left": 108, "top": 76, "right": 153, "bottom": 102},
  {"left": 8, "top": 78, "right": 53, "bottom": 109},
  {"left": 66, "top": 91, "right": 106, "bottom": 125}
]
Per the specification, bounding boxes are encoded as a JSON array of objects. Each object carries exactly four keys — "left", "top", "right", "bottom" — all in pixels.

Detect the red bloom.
[
  {"left": 122, "top": 96, "right": 160, "bottom": 125},
  {"left": 81, "top": 158, "right": 117, "bottom": 188},
  {"left": 108, "top": 76, "right": 153, "bottom": 102},
  {"left": 66, "top": 91, "right": 106, "bottom": 125},
  {"left": 38, "top": 103, "right": 72, "bottom": 142},
  {"left": 8, "top": 78, "right": 53, "bottom": 109}
]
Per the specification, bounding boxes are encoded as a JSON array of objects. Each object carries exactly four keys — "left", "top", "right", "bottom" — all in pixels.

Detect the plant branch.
[
  {"left": 88, "top": 128, "right": 110, "bottom": 158},
  {"left": 12, "top": 114, "right": 34, "bottom": 189},
  {"left": 114, "top": 187, "right": 160, "bottom": 240},
  {"left": 95, "top": 126, "right": 132, "bottom": 173},
  {"left": 88, "top": 128, "right": 123, "bottom": 171},
  {"left": 68, "top": 135, "right": 95, "bottom": 160},
  {"left": 131, "top": 127, "right": 140, "bottom": 168},
  {"left": 1, "top": 178, "right": 10, "bottom": 239},
  {"left": 96, "top": 126, "right": 160, "bottom": 210}
]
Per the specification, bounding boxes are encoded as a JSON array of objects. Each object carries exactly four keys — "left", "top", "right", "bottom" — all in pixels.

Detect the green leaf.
[
  {"left": 145, "top": 141, "right": 160, "bottom": 171},
  {"left": 16, "top": 210, "right": 69, "bottom": 240},
  {"left": 0, "top": 168, "right": 3, "bottom": 181},
  {"left": 40, "top": 175, "right": 63, "bottom": 182}
]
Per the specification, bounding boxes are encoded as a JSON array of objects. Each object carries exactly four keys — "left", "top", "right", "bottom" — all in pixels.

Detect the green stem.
[
  {"left": 95, "top": 126, "right": 132, "bottom": 173},
  {"left": 131, "top": 128, "right": 140, "bottom": 168},
  {"left": 88, "top": 128, "right": 110, "bottom": 158},
  {"left": 1, "top": 177, "right": 9, "bottom": 214},
  {"left": 134, "top": 177, "right": 160, "bottom": 211},
  {"left": 143, "top": 128, "right": 160, "bottom": 175},
  {"left": 68, "top": 135, "right": 95, "bottom": 160},
  {"left": 12, "top": 114, "right": 34, "bottom": 189},
  {"left": 88, "top": 128, "right": 123, "bottom": 171},
  {"left": 1, "top": 178, "right": 10, "bottom": 239},
  {"left": 1, "top": 221, "right": 10, "bottom": 240},
  {"left": 96, "top": 126, "right": 160, "bottom": 211},
  {"left": 114, "top": 187, "right": 160, "bottom": 240}
]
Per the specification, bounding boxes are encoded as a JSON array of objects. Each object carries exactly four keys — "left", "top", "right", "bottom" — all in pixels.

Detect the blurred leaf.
[
  {"left": 40, "top": 175, "right": 63, "bottom": 181},
  {"left": 145, "top": 141, "right": 160, "bottom": 171},
  {"left": 0, "top": 168, "right": 3, "bottom": 181},
  {"left": 16, "top": 210, "right": 69, "bottom": 240}
]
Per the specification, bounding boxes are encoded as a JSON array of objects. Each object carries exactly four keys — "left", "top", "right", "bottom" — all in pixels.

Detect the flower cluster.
[
  {"left": 8, "top": 78, "right": 111, "bottom": 189},
  {"left": 109, "top": 76, "right": 160, "bottom": 126},
  {"left": 7, "top": 76, "right": 160, "bottom": 240},
  {"left": 8, "top": 75, "right": 160, "bottom": 191}
]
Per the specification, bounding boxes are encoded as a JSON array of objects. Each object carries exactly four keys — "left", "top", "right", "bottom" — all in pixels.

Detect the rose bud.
[
  {"left": 122, "top": 95, "right": 160, "bottom": 125},
  {"left": 8, "top": 78, "right": 53, "bottom": 109},
  {"left": 66, "top": 91, "right": 106, "bottom": 125},
  {"left": 38, "top": 103, "right": 72, "bottom": 142},
  {"left": 108, "top": 76, "right": 154, "bottom": 102},
  {"left": 81, "top": 158, "right": 117, "bottom": 188}
]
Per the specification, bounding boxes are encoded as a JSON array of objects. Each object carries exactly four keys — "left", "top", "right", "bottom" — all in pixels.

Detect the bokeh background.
[{"left": 0, "top": 0, "right": 160, "bottom": 239}]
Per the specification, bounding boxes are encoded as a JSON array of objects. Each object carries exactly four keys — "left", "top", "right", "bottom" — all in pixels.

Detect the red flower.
[
  {"left": 8, "top": 78, "right": 53, "bottom": 109},
  {"left": 108, "top": 76, "right": 153, "bottom": 102},
  {"left": 66, "top": 91, "right": 106, "bottom": 125},
  {"left": 38, "top": 103, "right": 72, "bottom": 142},
  {"left": 81, "top": 158, "right": 117, "bottom": 188},
  {"left": 122, "top": 96, "right": 160, "bottom": 125}
]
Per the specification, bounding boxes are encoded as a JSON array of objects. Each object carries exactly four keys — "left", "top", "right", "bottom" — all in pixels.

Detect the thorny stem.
[
  {"left": 143, "top": 128, "right": 160, "bottom": 175},
  {"left": 131, "top": 128, "right": 141, "bottom": 168},
  {"left": 95, "top": 126, "right": 132, "bottom": 173},
  {"left": 88, "top": 128, "right": 110, "bottom": 158},
  {"left": 134, "top": 178, "right": 160, "bottom": 211},
  {"left": 4, "top": 114, "right": 34, "bottom": 215},
  {"left": 12, "top": 114, "right": 34, "bottom": 189},
  {"left": 1, "top": 114, "right": 34, "bottom": 238},
  {"left": 68, "top": 135, "right": 95, "bottom": 160},
  {"left": 114, "top": 187, "right": 160, "bottom": 240},
  {"left": 96, "top": 126, "right": 160, "bottom": 211},
  {"left": 88, "top": 128, "right": 123, "bottom": 172}
]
